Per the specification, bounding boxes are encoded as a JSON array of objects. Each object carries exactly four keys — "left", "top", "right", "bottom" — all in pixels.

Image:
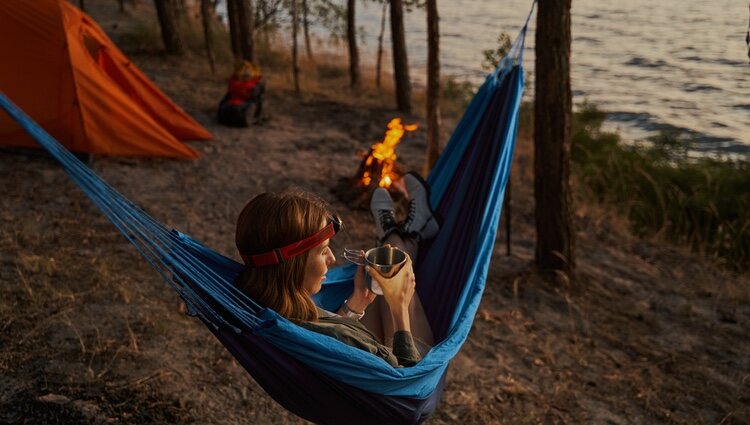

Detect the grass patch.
[
  {"left": 117, "top": 17, "right": 162, "bottom": 54},
  {"left": 316, "top": 62, "right": 347, "bottom": 80},
  {"left": 117, "top": 5, "right": 233, "bottom": 63},
  {"left": 255, "top": 32, "right": 292, "bottom": 73},
  {"left": 572, "top": 103, "right": 750, "bottom": 270}
]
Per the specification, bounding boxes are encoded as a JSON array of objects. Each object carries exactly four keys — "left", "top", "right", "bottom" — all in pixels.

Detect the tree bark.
[
  {"left": 256, "top": 0, "right": 268, "bottom": 48},
  {"left": 291, "top": 0, "right": 300, "bottom": 94},
  {"left": 255, "top": 0, "right": 263, "bottom": 27},
  {"left": 200, "top": 0, "right": 216, "bottom": 74},
  {"left": 347, "top": 0, "right": 360, "bottom": 88},
  {"left": 79, "top": 0, "right": 85, "bottom": 12},
  {"left": 303, "top": 0, "right": 314, "bottom": 61},
  {"left": 424, "top": 0, "right": 440, "bottom": 173},
  {"left": 534, "top": 0, "right": 574, "bottom": 277},
  {"left": 390, "top": 0, "right": 411, "bottom": 113},
  {"left": 226, "top": 0, "right": 242, "bottom": 59},
  {"left": 376, "top": 2, "right": 387, "bottom": 89},
  {"left": 236, "top": 0, "right": 256, "bottom": 61},
  {"left": 154, "top": 0, "right": 184, "bottom": 55}
]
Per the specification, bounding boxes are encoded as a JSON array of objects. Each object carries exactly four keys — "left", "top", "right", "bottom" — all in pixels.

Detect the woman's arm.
[{"left": 336, "top": 266, "right": 376, "bottom": 318}]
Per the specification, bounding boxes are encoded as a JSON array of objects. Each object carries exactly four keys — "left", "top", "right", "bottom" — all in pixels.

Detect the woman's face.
[{"left": 302, "top": 230, "right": 336, "bottom": 296}]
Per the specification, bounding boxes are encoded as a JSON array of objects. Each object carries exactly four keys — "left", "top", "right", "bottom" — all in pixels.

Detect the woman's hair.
[{"left": 234, "top": 190, "right": 330, "bottom": 322}]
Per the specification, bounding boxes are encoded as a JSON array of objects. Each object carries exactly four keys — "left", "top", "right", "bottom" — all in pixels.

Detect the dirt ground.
[{"left": 1, "top": 2, "right": 749, "bottom": 424}]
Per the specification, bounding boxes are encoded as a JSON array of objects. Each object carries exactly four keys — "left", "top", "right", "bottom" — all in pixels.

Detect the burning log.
[{"left": 335, "top": 118, "right": 418, "bottom": 209}]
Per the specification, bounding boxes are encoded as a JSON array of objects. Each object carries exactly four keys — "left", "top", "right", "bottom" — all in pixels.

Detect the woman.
[{"left": 234, "top": 173, "right": 439, "bottom": 367}]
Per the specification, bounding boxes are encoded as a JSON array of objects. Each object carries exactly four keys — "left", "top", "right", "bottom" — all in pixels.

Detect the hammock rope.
[{"left": 0, "top": 4, "right": 533, "bottom": 423}]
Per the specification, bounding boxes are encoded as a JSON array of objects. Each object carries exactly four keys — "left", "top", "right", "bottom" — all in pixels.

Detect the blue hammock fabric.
[{"left": 0, "top": 11, "right": 530, "bottom": 424}]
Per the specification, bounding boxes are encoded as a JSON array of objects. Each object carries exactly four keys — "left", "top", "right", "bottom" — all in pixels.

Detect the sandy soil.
[{"left": 1, "top": 2, "right": 749, "bottom": 424}]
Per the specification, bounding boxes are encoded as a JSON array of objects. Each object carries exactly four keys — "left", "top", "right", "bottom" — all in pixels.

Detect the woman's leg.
[
  {"left": 364, "top": 182, "right": 437, "bottom": 355},
  {"left": 361, "top": 232, "right": 434, "bottom": 351},
  {"left": 378, "top": 233, "right": 434, "bottom": 354},
  {"left": 360, "top": 296, "right": 385, "bottom": 342},
  {"left": 362, "top": 274, "right": 434, "bottom": 355}
]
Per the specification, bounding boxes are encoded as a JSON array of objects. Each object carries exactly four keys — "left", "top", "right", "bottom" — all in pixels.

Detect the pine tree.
[
  {"left": 534, "top": 0, "right": 574, "bottom": 278},
  {"left": 154, "top": 0, "right": 185, "bottom": 55},
  {"left": 390, "top": 0, "right": 411, "bottom": 113}
]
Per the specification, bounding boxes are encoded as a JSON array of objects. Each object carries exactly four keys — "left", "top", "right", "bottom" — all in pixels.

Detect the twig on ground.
[
  {"left": 97, "top": 345, "right": 125, "bottom": 379},
  {"left": 19, "top": 307, "right": 74, "bottom": 344},
  {"left": 15, "top": 265, "right": 34, "bottom": 301}
]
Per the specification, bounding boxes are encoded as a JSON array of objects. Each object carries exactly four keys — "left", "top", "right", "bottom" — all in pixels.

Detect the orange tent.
[{"left": 0, "top": 0, "right": 211, "bottom": 159}]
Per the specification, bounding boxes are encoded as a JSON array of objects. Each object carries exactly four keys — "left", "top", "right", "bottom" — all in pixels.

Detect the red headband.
[{"left": 240, "top": 215, "right": 341, "bottom": 267}]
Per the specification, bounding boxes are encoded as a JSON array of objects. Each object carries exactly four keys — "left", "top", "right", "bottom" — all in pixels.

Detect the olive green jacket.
[{"left": 296, "top": 308, "right": 421, "bottom": 367}]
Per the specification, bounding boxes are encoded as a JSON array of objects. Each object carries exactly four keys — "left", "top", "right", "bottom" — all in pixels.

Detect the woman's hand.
[
  {"left": 345, "top": 265, "right": 377, "bottom": 314},
  {"left": 367, "top": 255, "right": 415, "bottom": 331}
]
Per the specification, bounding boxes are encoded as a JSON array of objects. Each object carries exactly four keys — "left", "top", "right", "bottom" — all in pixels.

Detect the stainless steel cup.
[{"left": 343, "top": 246, "right": 408, "bottom": 295}]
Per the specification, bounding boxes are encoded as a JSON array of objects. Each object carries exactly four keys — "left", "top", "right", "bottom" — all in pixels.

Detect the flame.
[{"left": 361, "top": 118, "right": 418, "bottom": 188}]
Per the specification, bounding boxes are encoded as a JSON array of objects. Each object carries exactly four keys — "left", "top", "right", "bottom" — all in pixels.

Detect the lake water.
[
  {"left": 225, "top": 1, "right": 750, "bottom": 155},
  {"left": 354, "top": 0, "right": 750, "bottom": 156}
]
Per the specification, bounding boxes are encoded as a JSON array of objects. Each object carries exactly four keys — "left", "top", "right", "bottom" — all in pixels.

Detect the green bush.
[
  {"left": 316, "top": 63, "right": 347, "bottom": 80},
  {"left": 441, "top": 76, "right": 477, "bottom": 117},
  {"left": 117, "top": 12, "right": 233, "bottom": 62},
  {"left": 572, "top": 102, "right": 750, "bottom": 270},
  {"left": 481, "top": 33, "right": 512, "bottom": 71},
  {"left": 254, "top": 33, "right": 289, "bottom": 73},
  {"left": 118, "top": 19, "right": 162, "bottom": 54}
]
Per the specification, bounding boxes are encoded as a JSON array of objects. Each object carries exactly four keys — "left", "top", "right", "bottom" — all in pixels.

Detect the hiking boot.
[
  {"left": 370, "top": 188, "right": 399, "bottom": 242},
  {"left": 401, "top": 172, "right": 439, "bottom": 241}
]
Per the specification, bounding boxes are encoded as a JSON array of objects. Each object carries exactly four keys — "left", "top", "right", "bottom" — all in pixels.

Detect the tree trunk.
[
  {"left": 255, "top": 0, "right": 263, "bottom": 27},
  {"left": 424, "top": 0, "right": 440, "bottom": 173},
  {"left": 118, "top": 0, "right": 125, "bottom": 13},
  {"left": 154, "top": 0, "right": 184, "bottom": 55},
  {"left": 237, "top": 0, "right": 256, "bottom": 61},
  {"left": 534, "top": 0, "right": 574, "bottom": 278},
  {"left": 291, "top": 0, "right": 300, "bottom": 94},
  {"left": 78, "top": 0, "right": 85, "bottom": 11},
  {"left": 376, "top": 2, "right": 387, "bottom": 89},
  {"left": 347, "top": 0, "right": 360, "bottom": 89},
  {"left": 255, "top": 0, "right": 266, "bottom": 48},
  {"left": 390, "top": 0, "right": 411, "bottom": 113},
  {"left": 200, "top": 0, "right": 216, "bottom": 74},
  {"left": 303, "top": 0, "right": 313, "bottom": 61},
  {"left": 226, "top": 0, "right": 242, "bottom": 59},
  {"left": 261, "top": 0, "right": 272, "bottom": 49}
]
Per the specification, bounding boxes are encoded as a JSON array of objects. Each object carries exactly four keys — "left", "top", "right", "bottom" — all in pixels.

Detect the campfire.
[
  {"left": 335, "top": 118, "right": 418, "bottom": 208},
  {"left": 358, "top": 118, "right": 418, "bottom": 189}
]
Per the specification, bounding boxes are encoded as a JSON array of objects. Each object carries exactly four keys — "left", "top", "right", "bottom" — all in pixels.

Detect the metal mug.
[{"left": 343, "top": 246, "right": 408, "bottom": 295}]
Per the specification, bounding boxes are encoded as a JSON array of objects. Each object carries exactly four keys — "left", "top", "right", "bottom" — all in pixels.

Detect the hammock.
[{"left": 0, "top": 10, "right": 530, "bottom": 425}]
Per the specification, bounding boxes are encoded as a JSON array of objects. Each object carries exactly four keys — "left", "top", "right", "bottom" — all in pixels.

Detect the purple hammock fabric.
[
  {"left": 417, "top": 66, "right": 522, "bottom": 341},
  {"left": 209, "top": 325, "right": 446, "bottom": 425},
  {"left": 178, "top": 66, "right": 522, "bottom": 425}
]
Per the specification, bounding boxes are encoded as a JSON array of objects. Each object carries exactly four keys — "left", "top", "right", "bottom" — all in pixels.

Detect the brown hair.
[{"left": 234, "top": 190, "right": 330, "bottom": 322}]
